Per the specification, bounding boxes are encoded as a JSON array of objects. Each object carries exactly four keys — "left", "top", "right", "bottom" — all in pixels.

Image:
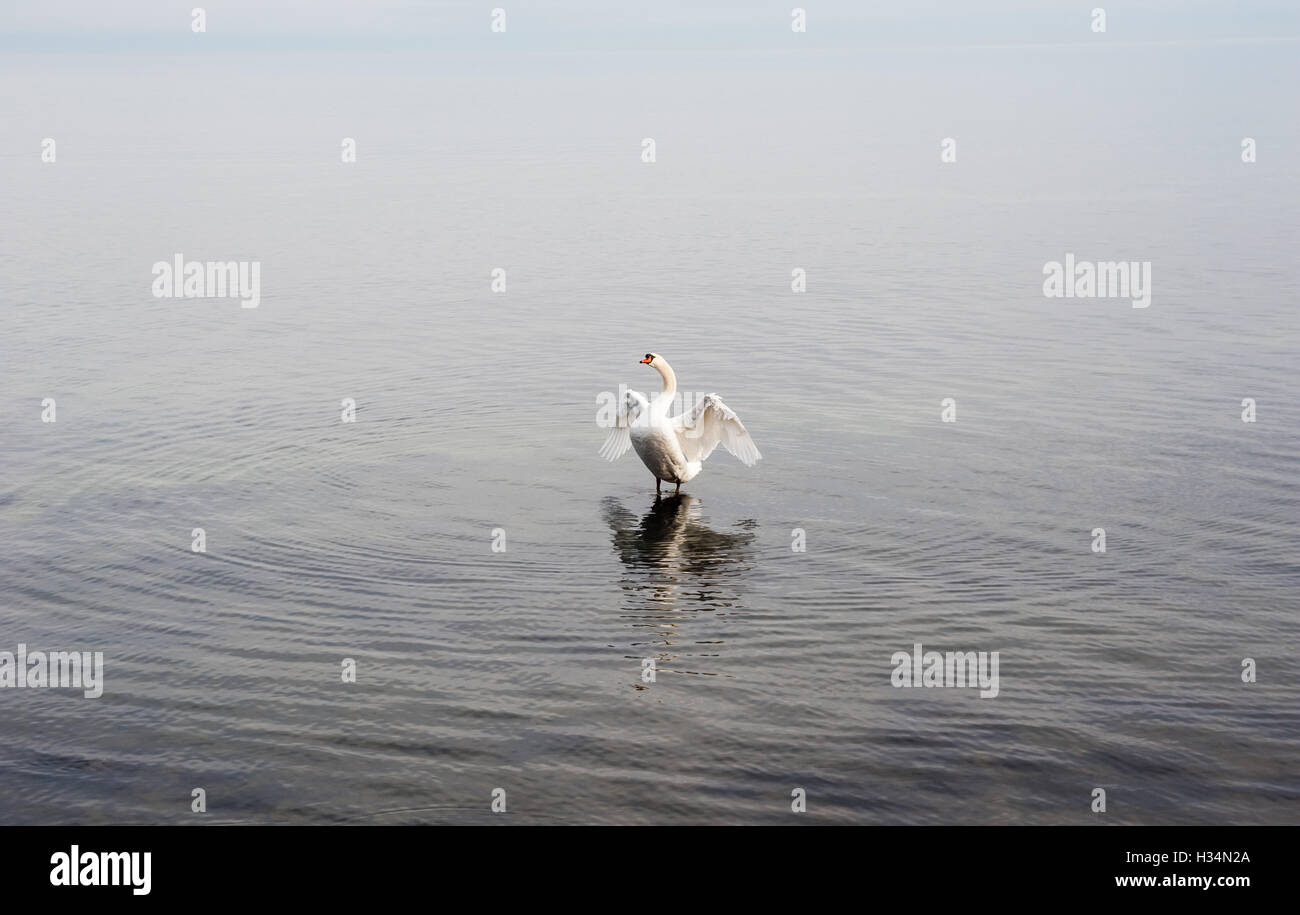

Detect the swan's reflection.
[{"left": 601, "top": 495, "right": 756, "bottom": 683}]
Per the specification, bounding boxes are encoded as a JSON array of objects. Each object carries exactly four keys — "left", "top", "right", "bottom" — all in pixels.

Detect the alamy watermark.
[
  {"left": 152, "top": 254, "right": 261, "bottom": 308},
  {"left": 1043, "top": 254, "right": 1151, "bottom": 308},
  {"left": 891, "top": 642, "right": 999, "bottom": 698},
  {"left": 0, "top": 644, "right": 104, "bottom": 698},
  {"left": 50, "top": 846, "right": 150, "bottom": 895},
  {"left": 595, "top": 385, "right": 713, "bottom": 429}
]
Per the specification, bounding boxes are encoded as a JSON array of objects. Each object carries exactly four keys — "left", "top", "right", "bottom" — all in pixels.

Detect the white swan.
[{"left": 600, "top": 353, "right": 762, "bottom": 493}]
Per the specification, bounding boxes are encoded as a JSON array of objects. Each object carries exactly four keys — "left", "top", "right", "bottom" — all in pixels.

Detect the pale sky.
[{"left": 5, "top": 1, "right": 1300, "bottom": 52}]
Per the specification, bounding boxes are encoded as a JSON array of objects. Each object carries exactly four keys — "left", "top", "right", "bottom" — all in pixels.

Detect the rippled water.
[{"left": 2, "top": 37, "right": 1299, "bottom": 824}]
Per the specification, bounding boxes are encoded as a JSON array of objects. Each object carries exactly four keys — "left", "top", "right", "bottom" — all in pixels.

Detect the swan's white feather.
[
  {"left": 598, "top": 389, "right": 645, "bottom": 461},
  {"left": 672, "top": 393, "right": 762, "bottom": 468}
]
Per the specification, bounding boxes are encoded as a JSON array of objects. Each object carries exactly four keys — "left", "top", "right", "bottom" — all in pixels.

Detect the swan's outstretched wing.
[
  {"left": 599, "top": 389, "right": 645, "bottom": 461},
  {"left": 672, "top": 393, "right": 762, "bottom": 467}
]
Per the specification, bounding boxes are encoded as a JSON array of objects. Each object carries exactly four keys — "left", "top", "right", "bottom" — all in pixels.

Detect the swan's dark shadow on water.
[{"left": 601, "top": 494, "right": 757, "bottom": 683}]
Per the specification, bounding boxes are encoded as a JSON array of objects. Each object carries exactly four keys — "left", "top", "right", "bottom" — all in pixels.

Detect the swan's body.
[
  {"left": 630, "top": 396, "right": 700, "bottom": 485},
  {"left": 600, "top": 353, "right": 761, "bottom": 492}
]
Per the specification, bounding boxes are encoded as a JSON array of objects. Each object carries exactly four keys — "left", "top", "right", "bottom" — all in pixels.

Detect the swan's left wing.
[
  {"left": 672, "top": 393, "right": 762, "bottom": 467},
  {"left": 598, "top": 390, "right": 645, "bottom": 461}
]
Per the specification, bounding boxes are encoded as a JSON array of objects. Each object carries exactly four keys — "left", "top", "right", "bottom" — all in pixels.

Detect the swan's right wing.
[
  {"left": 672, "top": 393, "right": 762, "bottom": 467},
  {"left": 598, "top": 389, "right": 645, "bottom": 461}
]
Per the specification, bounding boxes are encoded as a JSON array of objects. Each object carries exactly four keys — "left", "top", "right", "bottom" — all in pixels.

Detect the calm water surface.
[{"left": 1, "top": 40, "right": 1298, "bottom": 824}]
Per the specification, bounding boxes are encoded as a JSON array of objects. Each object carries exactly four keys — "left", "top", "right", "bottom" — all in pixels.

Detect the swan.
[{"left": 599, "top": 353, "right": 762, "bottom": 493}]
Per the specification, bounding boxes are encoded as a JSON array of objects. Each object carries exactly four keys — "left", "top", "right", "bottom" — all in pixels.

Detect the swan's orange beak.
[{"left": 640, "top": 356, "right": 652, "bottom": 364}]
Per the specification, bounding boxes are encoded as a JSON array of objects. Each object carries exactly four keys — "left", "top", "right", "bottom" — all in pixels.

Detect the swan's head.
[{"left": 639, "top": 353, "right": 676, "bottom": 394}]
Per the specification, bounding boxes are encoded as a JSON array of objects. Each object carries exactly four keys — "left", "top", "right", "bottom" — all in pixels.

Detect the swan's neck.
[{"left": 651, "top": 360, "right": 677, "bottom": 407}]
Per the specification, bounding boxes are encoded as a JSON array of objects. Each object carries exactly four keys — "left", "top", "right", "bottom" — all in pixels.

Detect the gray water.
[{"left": 2, "top": 25, "right": 1299, "bottom": 824}]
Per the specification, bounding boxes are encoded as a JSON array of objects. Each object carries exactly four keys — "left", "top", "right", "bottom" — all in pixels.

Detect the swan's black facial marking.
[{"left": 641, "top": 353, "right": 654, "bottom": 364}]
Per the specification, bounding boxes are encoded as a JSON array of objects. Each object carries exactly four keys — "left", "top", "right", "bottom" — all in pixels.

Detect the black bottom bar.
[{"left": 3, "top": 826, "right": 1280, "bottom": 899}]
